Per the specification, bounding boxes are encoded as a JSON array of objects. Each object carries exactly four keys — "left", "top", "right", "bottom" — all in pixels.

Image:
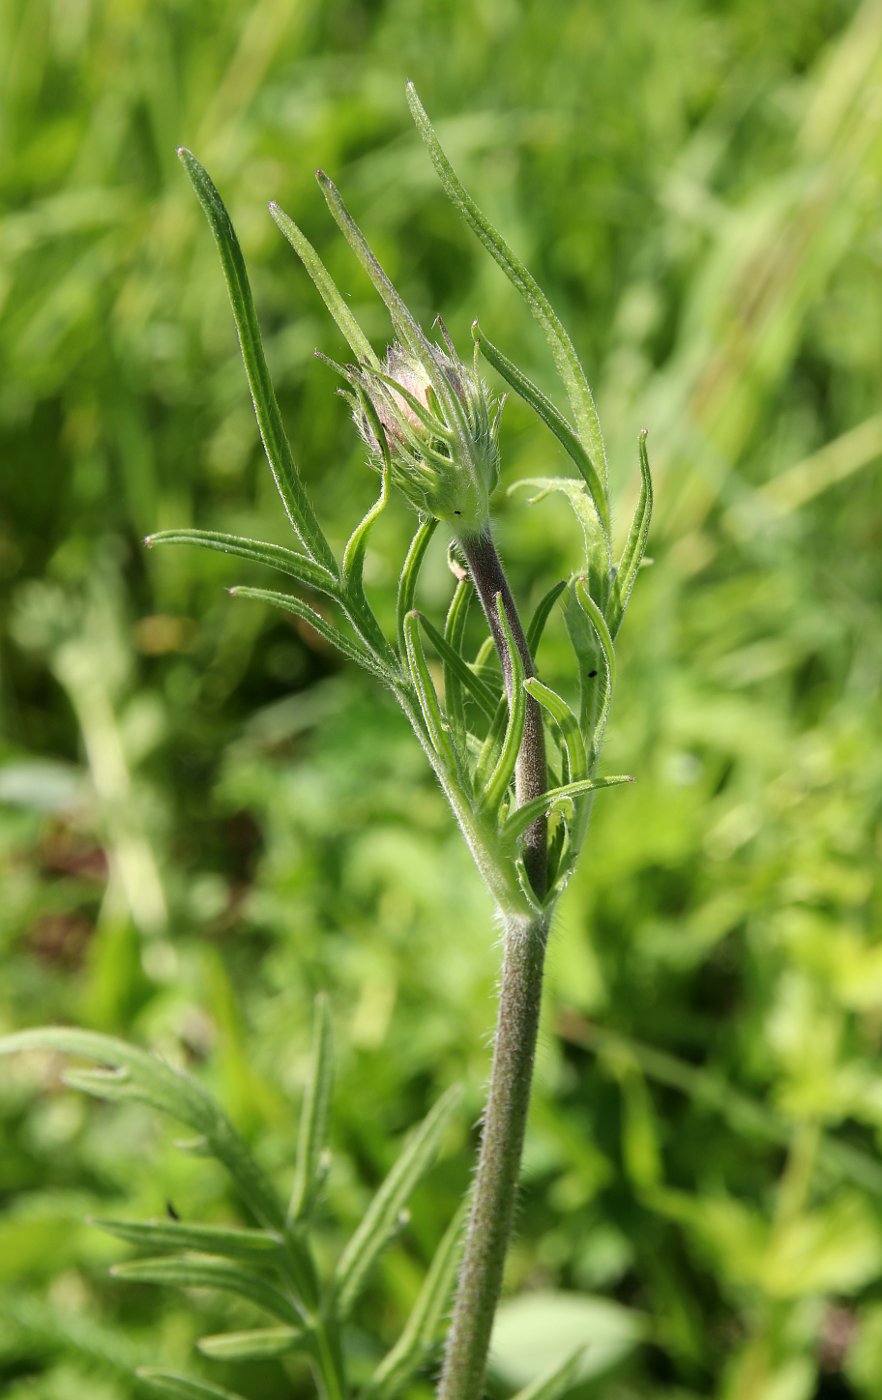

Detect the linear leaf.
[
  {"left": 197, "top": 1328, "right": 309, "bottom": 1361},
  {"left": 177, "top": 150, "right": 336, "bottom": 575},
  {"left": 289, "top": 994, "right": 334, "bottom": 1224},
  {"left": 269, "top": 201, "right": 377, "bottom": 367},
  {"left": 526, "top": 579, "right": 567, "bottom": 658},
  {"left": 509, "top": 1349, "right": 584, "bottom": 1400},
  {"left": 418, "top": 611, "right": 497, "bottom": 721},
  {"left": 330, "top": 1086, "right": 461, "bottom": 1320},
  {"left": 145, "top": 531, "right": 338, "bottom": 596},
  {"left": 441, "top": 577, "right": 473, "bottom": 745},
  {"left": 137, "top": 1370, "right": 249, "bottom": 1400},
  {"left": 92, "top": 1218, "right": 283, "bottom": 1263},
  {"left": 574, "top": 578, "right": 615, "bottom": 754},
  {"left": 510, "top": 478, "right": 609, "bottom": 609},
  {"left": 501, "top": 776, "right": 633, "bottom": 843},
  {"left": 473, "top": 323, "right": 606, "bottom": 525},
  {"left": 609, "top": 429, "right": 653, "bottom": 639},
  {"left": 480, "top": 595, "right": 526, "bottom": 815},
  {"left": 403, "top": 612, "right": 458, "bottom": 772},
  {"left": 359, "top": 1202, "right": 466, "bottom": 1400},
  {"left": 0, "top": 1029, "right": 284, "bottom": 1233},
  {"left": 407, "top": 84, "right": 608, "bottom": 496},
  {"left": 524, "top": 678, "right": 587, "bottom": 786},
  {"left": 229, "top": 586, "right": 390, "bottom": 681},
  {"left": 112, "top": 1257, "right": 301, "bottom": 1325},
  {"left": 396, "top": 517, "right": 437, "bottom": 655},
  {"left": 340, "top": 457, "right": 399, "bottom": 665}
]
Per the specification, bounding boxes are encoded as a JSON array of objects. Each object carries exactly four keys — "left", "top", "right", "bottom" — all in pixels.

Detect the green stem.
[
  {"left": 438, "top": 912, "right": 549, "bottom": 1399},
  {"left": 440, "top": 531, "right": 550, "bottom": 1398}
]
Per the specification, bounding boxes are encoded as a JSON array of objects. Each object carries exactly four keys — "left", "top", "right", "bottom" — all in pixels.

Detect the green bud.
[{"left": 352, "top": 335, "right": 502, "bottom": 536}]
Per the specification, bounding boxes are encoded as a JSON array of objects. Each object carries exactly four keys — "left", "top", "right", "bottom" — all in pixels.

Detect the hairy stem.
[
  {"left": 459, "top": 528, "right": 547, "bottom": 897},
  {"left": 439, "top": 531, "right": 550, "bottom": 1398},
  {"left": 438, "top": 913, "right": 549, "bottom": 1399}
]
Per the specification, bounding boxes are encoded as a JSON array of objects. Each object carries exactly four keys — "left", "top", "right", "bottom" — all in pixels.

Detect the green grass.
[{"left": 2, "top": 1, "right": 881, "bottom": 1397}]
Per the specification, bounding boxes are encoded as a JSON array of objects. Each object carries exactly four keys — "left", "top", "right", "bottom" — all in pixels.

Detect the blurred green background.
[{"left": 2, "top": 0, "right": 881, "bottom": 1396}]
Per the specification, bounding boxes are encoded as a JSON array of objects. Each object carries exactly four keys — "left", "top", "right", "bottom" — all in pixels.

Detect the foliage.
[{"left": 2, "top": 2, "right": 881, "bottom": 1398}]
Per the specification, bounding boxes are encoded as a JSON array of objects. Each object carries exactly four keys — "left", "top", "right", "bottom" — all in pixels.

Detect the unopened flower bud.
[{"left": 353, "top": 338, "right": 501, "bottom": 536}]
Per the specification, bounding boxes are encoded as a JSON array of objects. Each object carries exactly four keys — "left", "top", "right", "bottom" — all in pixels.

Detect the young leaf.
[
  {"left": 403, "top": 611, "right": 458, "bottom": 773},
  {"left": 0, "top": 1029, "right": 284, "bottom": 1234},
  {"left": 526, "top": 579, "right": 567, "bottom": 658},
  {"left": 359, "top": 1202, "right": 466, "bottom": 1400},
  {"left": 501, "top": 776, "right": 633, "bottom": 843},
  {"left": 92, "top": 1218, "right": 283, "bottom": 1263},
  {"left": 509, "top": 478, "right": 609, "bottom": 610},
  {"left": 145, "top": 531, "right": 339, "bottom": 597},
  {"left": 396, "top": 516, "right": 437, "bottom": 655},
  {"left": 112, "top": 1257, "right": 302, "bottom": 1326},
  {"left": 340, "top": 455, "right": 399, "bottom": 666},
  {"left": 417, "top": 611, "right": 497, "bottom": 721},
  {"left": 524, "top": 678, "right": 587, "bottom": 786},
  {"left": 137, "top": 1371, "right": 249, "bottom": 1400},
  {"left": 229, "top": 586, "right": 391, "bottom": 682},
  {"left": 330, "top": 1085, "right": 461, "bottom": 1321},
  {"left": 407, "top": 83, "right": 608, "bottom": 498},
  {"left": 441, "top": 576, "right": 473, "bottom": 744},
  {"left": 269, "top": 200, "right": 378, "bottom": 368},
  {"left": 609, "top": 429, "right": 653, "bottom": 639},
  {"left": 197, "top": 1327, "right": 309, "bottom": 1361},
  {"left": 289, "top": 993, "right": 334, "bottom": 1224},
  {"left": 472, "top": 322, "right": 606, "bottom": 528},
  {"left": 574, "top": 577, "right": 615, "bottom": 754},
  {"left": 509, "top": 1349, "right": 585, "bottom": 1400},
  {"left": 480, "top": 596, "right": 526, "bottom": 816},
  {"left": 177, "top": 150, "right": 336, "bottom": 576}
]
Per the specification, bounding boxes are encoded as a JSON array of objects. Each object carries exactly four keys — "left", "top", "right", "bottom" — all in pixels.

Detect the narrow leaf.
[
  {"left": 112, "top": 1257, "right": 301, "bottom": 1325},
  {"left": 269, "top": 201, "right": 378, "bottom": 367},
  {"left": 0, "top": 1029, "right": 284, "bottom": 1233},
  {"left": 137, "top": 1370, "right": 248, "bottom": 1400},
  {"left": 524, "top": 678, "right": 587, "bottom": 786},
  {"left": 473, "top": 322, "right": 606, "bottom": 526},
  {"left": 441, "top": 577, "right": 473, "bottom": 745},
  {"left": 510, "top": 477, "right": 609, "bottom": 609},
  {"left": 407, "top": 84, "right": 608, "bottom": 496},
  {"left": 289, "top": 994, "right": 334, "bottom": 1224},
  {"left": 609, "top": 429, "right": 653, "bottom": 639},
  {"left": 229, "top": 586, "right": 390, "bottom": 681},
  {"left": 331, "top": 1085, "right": 461, "bottom": 1320},
  {"left": 359, "top": 1202, "right": 466, "bottom": 1400},
  {"left": 574, "top": 577, "right": 615, "bottom": 753},
  {"left": 502, "top": 776, "right": 633, "bottom": 842},
  {"left": 509, "top": 1349, "right": 585, "bottom": 1400},
  {"left": 339, "top": 456, "right": 399, "bottom": 666},
  {"left": 526, "top": 579, "right": 567, "bottom": 658},
  {"left": 480, "top": 596, "right": 526, "bottom": 816},
  {"left": 144, "top": 531, "right": 338, "bottom": 596},
  {"left": 177, "top": 150, "right": 336, "bottom": 575},
  {"left": 197, "top": 1327, "right": 308, "bottom": 1360},
  {"left": 403, "top": 612, "right": 458, "bottom": 772},
  {"left": 396, "top": 517, "right": 437, "bottom": 655},
  {"left": 418, "top": 611, "right": 497, "bottom": 721},
  {"left": 92, "top": 1218, "right": 283, "bottom": 1262}
]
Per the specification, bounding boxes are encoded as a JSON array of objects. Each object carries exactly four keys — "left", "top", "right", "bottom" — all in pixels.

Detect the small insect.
[{"left": 166, "top": 1200, "right": 181, "bottom": 1221}]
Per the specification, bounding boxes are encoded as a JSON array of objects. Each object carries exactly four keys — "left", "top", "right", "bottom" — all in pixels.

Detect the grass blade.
[
  {"left": 197, "top": 1328, "right": 309, "bottom": 1360},
  {"left": 330, "top": 1085, "right": 461, "bottom": 1321},
  {"left": 177, "top": 149, "right": 336, "bottom": 576},
  {"left": 137, "top": 1371, "right": 248, "bottom": 1400}
]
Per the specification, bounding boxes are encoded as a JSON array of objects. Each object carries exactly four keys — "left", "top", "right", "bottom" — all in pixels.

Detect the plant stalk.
[
  {"left": 439, "top": 530, "right": 550, "bottom": 1398},
  {"left": 459, "top": 528, "right": 547, "bottom": 897},
  {"left": 438, "top": 912, "right": 549, "bottom": 1399}
]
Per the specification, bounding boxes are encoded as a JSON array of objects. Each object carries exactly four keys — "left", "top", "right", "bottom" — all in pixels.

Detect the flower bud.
[{"left": 352, "top": 338, "right": 501, "bottom": 536}]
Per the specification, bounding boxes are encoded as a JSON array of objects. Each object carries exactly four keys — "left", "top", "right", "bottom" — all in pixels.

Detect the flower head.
[{"left": 351, "top": 333, "right": 501, "bottom": 536}]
